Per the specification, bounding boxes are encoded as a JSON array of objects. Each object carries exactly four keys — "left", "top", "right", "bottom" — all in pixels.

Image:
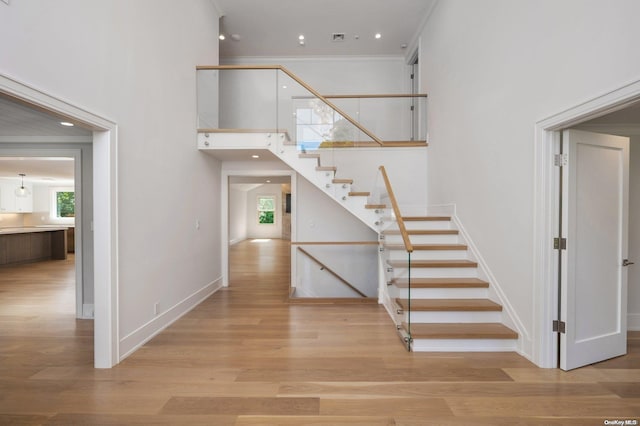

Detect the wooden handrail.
[
  {"left": 297, "top": 247, "right": 368, "bottom": 297},
  {"left": 291, "top": 241, "right": 378, "bottom": 246},
  {"left": 378, "top": 166, "right": 413, "bottom": 253},
  {"left": 293, "top": 94, "right": 428, "bottom": 99},
  {"left": 196, "top": 65, "right": 384, "bottom": 146}
]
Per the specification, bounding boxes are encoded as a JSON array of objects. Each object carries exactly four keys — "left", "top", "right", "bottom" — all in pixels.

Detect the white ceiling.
[
  {"left": 214, "top": 0, "right": 435, "bottom": 58},
  {"left": 0, "top": 95, "right": 92, "bottom": 141},
  {"left": 0, "top": 157, "right": 74, "bottom": 184}
]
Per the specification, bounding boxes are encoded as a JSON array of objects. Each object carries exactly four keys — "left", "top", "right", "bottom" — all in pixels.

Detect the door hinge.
[
  {"left": 410, "top": 105, "right": 414, "bottom": 111},
  {"left": 554, "top": 153, "right": 568, "bottom": 167},
  {"left": 553, "top": 320, "right": 566, "bottom": 334},
  {"left": 410, "top": 73, "right": 414, "bottom": 79},
  {"left": 553, "top": 237, "right": 567, "bottom": 250}
]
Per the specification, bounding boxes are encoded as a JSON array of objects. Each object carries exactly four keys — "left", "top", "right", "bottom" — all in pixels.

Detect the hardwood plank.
[
  {"left": 384, "top": 243, "right": 467, "bottom": 251},
  {"left": 320, "top": 398, "right": 452, "bottom": 417},
  {"left": 388, "top": 259, "right": 478, "bottom": 268},
  {"left": 391, "top": 278, "right": 489, "bottom": 288},
  {"left": 161, "top": 396, "right": 320, "bottom": 415},
  {"left": 396, "top": 298, "right": 502, "bottom": 311},
  {"left": 405, "top": 323, "right": 518, "bottom": 339},
  {"left": 235, "top": 416, "right": 395, "bottom": 425}
]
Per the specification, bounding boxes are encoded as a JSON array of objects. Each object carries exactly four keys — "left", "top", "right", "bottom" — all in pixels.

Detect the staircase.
[
  {"left": 196, "top": 64, "right": 520, "bottom": 353},
  {"left": 381, "top": 216, "right": 518, "bottom": 351}
]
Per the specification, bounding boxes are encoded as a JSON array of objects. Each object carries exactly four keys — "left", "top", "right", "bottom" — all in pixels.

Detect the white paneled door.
[{"left": 560, "top": 129, "right": 630, "bottom": 370}]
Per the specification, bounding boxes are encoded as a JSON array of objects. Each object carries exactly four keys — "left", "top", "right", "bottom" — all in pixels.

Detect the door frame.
[
  {"left": 221, "top": 168, "right": 296, "bottom": 287},
  {"left": 533, "top": 78, "right": 640, "bottom": 368},
  {"left": 0, "top": 148, "right": 85, "bottom": 318},
  {"left": 0, "top": 73, "right": 119, "bottom": 368}
]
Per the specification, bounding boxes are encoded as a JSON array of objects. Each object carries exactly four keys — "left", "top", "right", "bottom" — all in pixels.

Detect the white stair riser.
[
  {"left": 403, "top": 221, "right": 452, "bottom": 230},
  {"left": 386, "top": 249, "right": 469, "bottom": 261},
  {"left": 405, "top": 310, "right": 502, "bottom": 323},
  {"left": 394, "top": 287, "right": 488, "bottom": 299},
  {"left": 383, "top": 234, "right": 460, "bottom": 244},
  {"left": 390, "top": 267, "right": 478, "bottom": 279},
  {"left": 410, "top": 338, "right": 517, "bottom": 352}
]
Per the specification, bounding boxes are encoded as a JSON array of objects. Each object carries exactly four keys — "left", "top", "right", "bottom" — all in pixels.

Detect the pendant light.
[{"left": 15, "top": 173, "right": 30, "bottom": 198}]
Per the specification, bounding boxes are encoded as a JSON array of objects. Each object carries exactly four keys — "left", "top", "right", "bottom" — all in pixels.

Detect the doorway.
[
  {"left": 0, "top": 75, "right": 118, "bottom": 368},
  {"left": 534, "top": 79, "right": 640, "bottom": 369},
  {"left": 222, "top": 169, "right": 295, "bottom": 288}
]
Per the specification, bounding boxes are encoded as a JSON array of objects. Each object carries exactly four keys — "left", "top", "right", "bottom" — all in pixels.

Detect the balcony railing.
[{"left": 196, "top": 65, "right": 427, "bottom": 149}]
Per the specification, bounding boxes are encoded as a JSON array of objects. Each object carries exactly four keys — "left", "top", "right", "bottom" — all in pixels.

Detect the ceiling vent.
[{"left": 332, "top": 33, "right": 345, "bottom": 42}]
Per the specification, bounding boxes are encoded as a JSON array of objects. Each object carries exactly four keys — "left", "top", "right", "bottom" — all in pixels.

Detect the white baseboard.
[
  {"left": 118, "top": 278, "right": 223, "bottom": 361},
  {"left": 229, "top": 237, "right": 246, "bottom": 245},
  {"left": 82, "top": 304, "right": 94, "bottom": 319},
  {"left": 629, "top": 313, "right": 640, "bottom": 331}
]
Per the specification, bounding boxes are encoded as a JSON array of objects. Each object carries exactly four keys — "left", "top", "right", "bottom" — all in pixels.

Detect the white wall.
[
  {"left": 418, "top": 0, "right": 640, "bottom": 357},
  {"left": 229, "top": 185, "right": 248, "bottom": 244},
  {"left": 629, "top": 137, "right": 640, "bottom": 330},
  {"left": 0, "top": 0, "right": 222, "bottom": 361},
  {"left": 246, "top": 184, "right": 283, "bottom": 239}
]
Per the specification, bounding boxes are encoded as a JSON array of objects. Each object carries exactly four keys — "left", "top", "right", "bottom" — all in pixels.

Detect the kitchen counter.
[
  {"left": 0, "top": 226, "right": 69, "bottom": 235},
  {"left": 0, "top": 227, "right": 68, "bottom": 265}
]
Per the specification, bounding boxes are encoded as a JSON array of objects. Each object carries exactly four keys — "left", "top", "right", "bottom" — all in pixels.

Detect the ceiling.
[
  {"left": 574, "top": 100, "right": 640, "bottom": 136},
  {"left": 0, "top": 95, "right": 91, "bottom": 185},
  {"left": 0, "top": 95, "right": 92, "bottom": 141},
  {"left": 214, "top": 0, "right": 435, "bottom": 58},
  {"left": 0, "top": 157, "right": 74, "bottom": 184}
]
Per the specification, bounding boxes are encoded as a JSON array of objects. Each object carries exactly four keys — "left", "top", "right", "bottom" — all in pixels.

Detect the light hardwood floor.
[{"left": 0, "top": 239, "right": 638, "bottom": 425}]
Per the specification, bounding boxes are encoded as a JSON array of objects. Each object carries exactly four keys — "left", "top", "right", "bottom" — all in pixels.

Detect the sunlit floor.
[{"left": 0, "top": 241, "right": 638, "bottom": 424}]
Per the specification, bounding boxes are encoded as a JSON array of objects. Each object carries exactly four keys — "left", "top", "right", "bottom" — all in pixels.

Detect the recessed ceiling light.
[
  {"left": 251, "top": 154, "right": 260, "bottom": 159},
  {"left": 219, "top": 34, "right": 226, "bottom": 40},
  {"left": 298, "top": 34, "right": 305, "bottom": 41},
  {"left": 266, "top": 180, "right": 271, "bottom": 183},
  {"left": 375, "top": 33, "right": 382, "bottom": 39},
  {"left": 60, "top": 121, "right": 74, "bottom": 127}
]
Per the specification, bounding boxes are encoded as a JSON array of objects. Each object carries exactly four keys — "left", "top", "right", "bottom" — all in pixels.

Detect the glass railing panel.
[
  {"left": 291, "top": 243, "right": 378, "bottom": 299},
  {"left": 373, "top": 166, "right": 413, "bottom": 349},
  {"left": 196, "top": 69, "right": 219, "bottom": 129}
]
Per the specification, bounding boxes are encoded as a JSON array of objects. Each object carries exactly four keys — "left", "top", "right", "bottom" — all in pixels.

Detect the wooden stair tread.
[
  {"left": 384, "top": 229, "right": 459, "bottom": 235},
  {"left": 299, "top": 153, "right": 320, "bottom": 159},
  {"left": 381, "top": 140, "right": 428, "bottom": 147},
  {"left": 365, "top": 204, "right": 386, "bottom": 209},
  {"left": 384, "top": 243, "right": 467, "bottom": 251},
  {"left": 316, "top": 166, "right": 337, "bottom": 171},
  {"left": 403, "top": 323, "right": 518, "bottom": 339},
  {"left": 395, "top": 298, "right": 502, "bottom": 311},
  {"left": 348, "top": 191, "right": 370, "bottom": 197},
  {"left": 332, "top": 178, "right": 353, "bottom": 184},
  {"left": 391, "top": 278, "right": 489, "bottom": 288},
  {"left": 388, "top": 259, "right": 478, "bottom": 268},
  {"left": 402, "top": 216, "right": 451, "bottom": 221}
]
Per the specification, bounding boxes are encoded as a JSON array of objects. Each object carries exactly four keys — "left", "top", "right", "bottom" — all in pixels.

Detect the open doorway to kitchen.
[{"left": 0, "top": 76, "right": 118, "bottom": 368}]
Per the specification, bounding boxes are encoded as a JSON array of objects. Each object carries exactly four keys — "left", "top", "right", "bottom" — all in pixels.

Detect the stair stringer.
[
  {"left": 448, "top": 211, "right": 531, "bottom": 357},
  {"left": 271, "top": 142, "right": 385, "bottom": 233}
]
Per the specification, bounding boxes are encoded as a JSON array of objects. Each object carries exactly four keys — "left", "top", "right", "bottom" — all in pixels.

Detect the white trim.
[
  {"left": 0, "top": 136, "right": 93, "bottom": 143},
  {"left": 628, "top": 313, "right": 640, "bottom": 331},
  {"left": 82, "top": 303, "right": 95, "bottom": 319},
  {"left": 220, "top": 55, "right": 405, "bottom": 65},
  {"left": 451, "top": 213, "right": 532, "bottom": 360},
  {"left": 533, "top": 78, "right": 640, "bottom": 368},
  {"left": 0, "top": 73, "right": 119, "bottom": 368},
  {"left": 119, "top": 278, "right": 223, "bottom": 360}
]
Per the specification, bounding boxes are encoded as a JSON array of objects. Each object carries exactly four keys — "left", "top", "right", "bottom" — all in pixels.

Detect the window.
[
  {"left": 50, "top": 187, "right": 75, "bottom": 221},
  {"left": 257, "top": 196, "right": 275, "bottom": 224}
]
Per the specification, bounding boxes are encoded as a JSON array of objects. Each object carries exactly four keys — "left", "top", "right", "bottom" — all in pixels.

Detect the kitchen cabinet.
[{"left": 0, "top": 181, "right": 33, "bottom": 213}]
